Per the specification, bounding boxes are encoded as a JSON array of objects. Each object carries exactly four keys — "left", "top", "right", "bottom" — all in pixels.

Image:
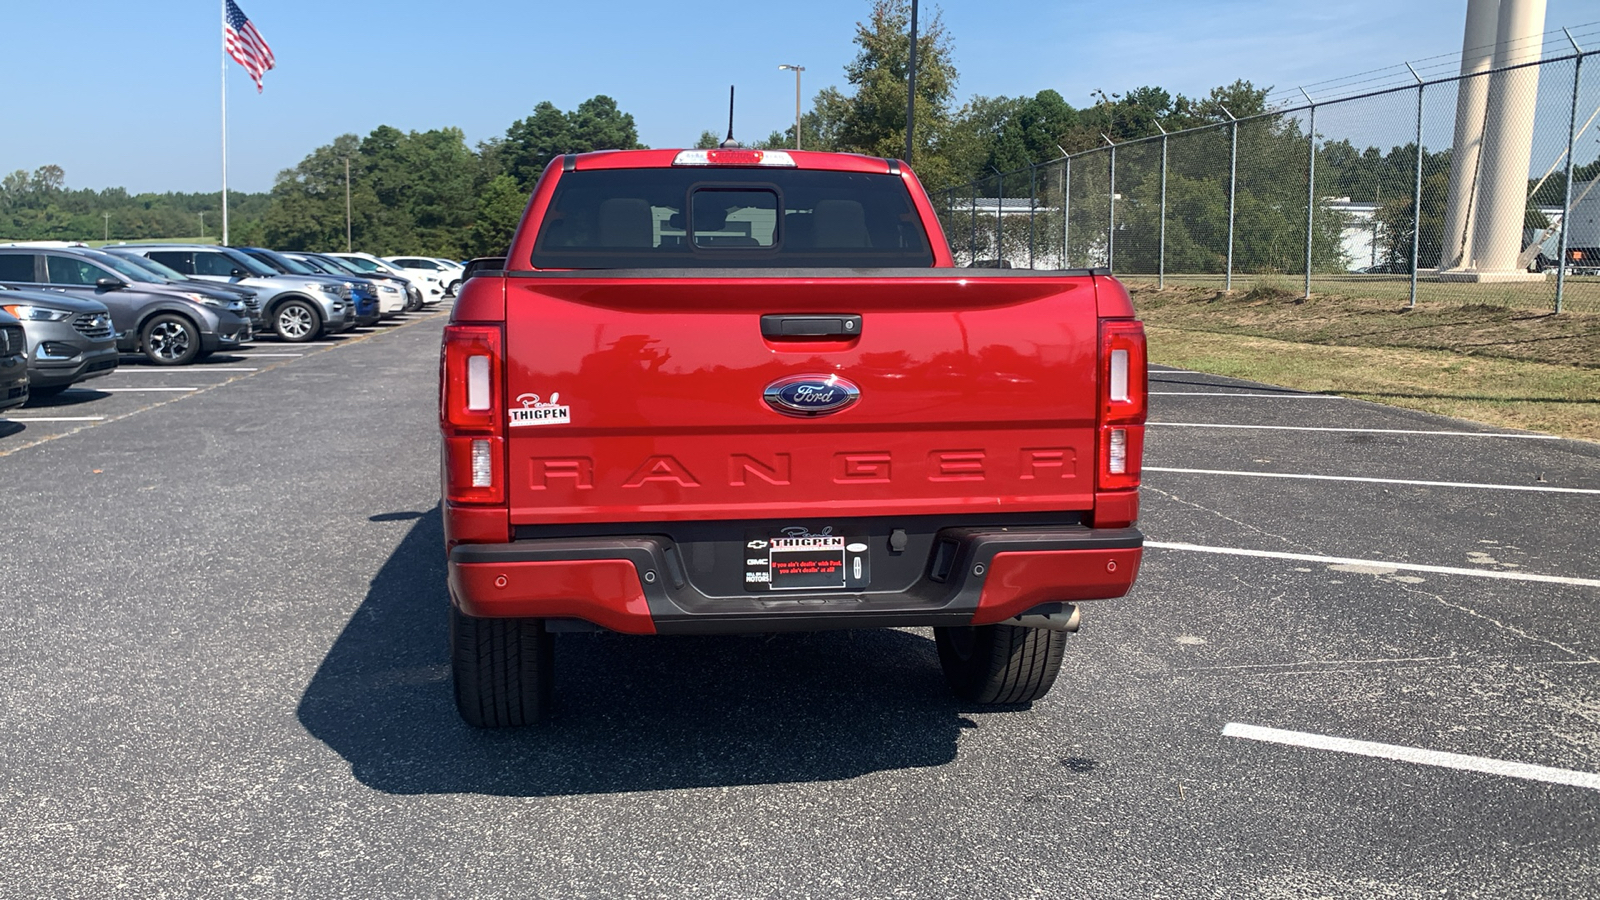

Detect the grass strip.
[{"left": 1145, "top": 326, "right": 1600, "bottom": 443}]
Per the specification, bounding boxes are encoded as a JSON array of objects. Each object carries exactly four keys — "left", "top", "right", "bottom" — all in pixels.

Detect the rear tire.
[
  {"left": 451, "top": 605, "right": 552, "bottom": 727},
  {"left": 935, "top": 623, "right": 1067, "bottom": 704}
]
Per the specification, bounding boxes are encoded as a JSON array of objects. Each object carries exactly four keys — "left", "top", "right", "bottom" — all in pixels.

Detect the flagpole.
[{"left": 220, "top": 0, "right": 229, "bottom": 246}]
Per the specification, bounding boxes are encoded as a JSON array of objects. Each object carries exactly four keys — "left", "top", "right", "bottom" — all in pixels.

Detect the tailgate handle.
[{"left": 760, "top": 314, "right": 862, "bottom": 339}]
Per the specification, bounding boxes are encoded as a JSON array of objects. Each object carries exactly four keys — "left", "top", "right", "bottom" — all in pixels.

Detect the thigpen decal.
[{"left": 509, "top": 392, "right": 571, "bottom": 427}]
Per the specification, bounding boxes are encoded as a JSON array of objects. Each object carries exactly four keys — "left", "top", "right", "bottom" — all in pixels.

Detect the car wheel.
[
  {"left": 451, "top": 605, "right": 552, "bottom": 727},
  {"left": 141, "top": 313, "right": 201, "bottom": 366},
  {"left": 934, "top": 623, "right": 1067, "bottom": 704},
  {"left": 272, "top": 299, "right": 322, "bottom": 343},
  {"left": 446, "top": 279, "right": 462, "bottom": 296}
]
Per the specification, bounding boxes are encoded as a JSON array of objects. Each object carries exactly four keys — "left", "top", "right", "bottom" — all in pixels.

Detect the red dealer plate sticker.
[{"left": 744, "top": 531, "right": 871, "bottom": 592}]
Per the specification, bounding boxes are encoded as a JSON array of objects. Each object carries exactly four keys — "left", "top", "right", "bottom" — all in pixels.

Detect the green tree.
[
  {"left": 830, "top": 0, "right": 959, "bottom": 185},
  {"left": 0, "top": 165, "right": 269, "bottom": 242},
  {"left": 468, "top": 174, "right": 527, "bottom": 258},
  {"left": 263, "top": 126, "right": 479, "bottom": 256},
  {"left": 502, "top": 96, "right": 645, "bottom": 190}
]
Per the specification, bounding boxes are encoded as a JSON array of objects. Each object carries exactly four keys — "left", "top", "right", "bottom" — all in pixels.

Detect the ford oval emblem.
[{"left": 764, "top": 374, "right": 860, "bottom": 417}]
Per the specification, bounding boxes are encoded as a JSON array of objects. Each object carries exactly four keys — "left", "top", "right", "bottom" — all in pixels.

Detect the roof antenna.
[{"left": 720, "top": 85, "right": 740, "bottom": 148}]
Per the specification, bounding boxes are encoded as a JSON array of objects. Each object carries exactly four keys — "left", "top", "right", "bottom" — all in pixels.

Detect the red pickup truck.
[{"left": 441, "top": 148, "right": 1147, "bottom": 726}]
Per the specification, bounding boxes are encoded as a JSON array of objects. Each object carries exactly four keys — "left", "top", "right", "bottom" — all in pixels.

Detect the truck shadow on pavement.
[{"left": 297, "top": 507, "right": 965, "bottom": 797}]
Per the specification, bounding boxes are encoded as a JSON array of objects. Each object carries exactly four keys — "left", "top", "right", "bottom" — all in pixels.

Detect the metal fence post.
[
  {"left": 1557, "top": 34, "right": 1585, "bottom": 313},
  {"left": 1028, "top": 164, "right": 1037, "bottom": 270},
  {"left": 994, "top": 170, "right": 1004, "bottom": 266},
  {"left": 1158, "top": 127, "right": 1168, "bottom": 289},
  {"left": 1063, "top": 157, "right": 1072, "bottom": 269},
  {"left": 1408, "top": 68, "right": 1424, "bottom": 309},
  {"left": 969, "top": 180, "right": 978, "bottom": 266},
  {"left": 1303, "top": 96, "right": 1317, "bottom": 300},
  {"left": 1225, "top": 109, "right": 1238, "bottom": 292},
  {"left": 1105, "top": 138, "right": 1117, "bottom": 271}
]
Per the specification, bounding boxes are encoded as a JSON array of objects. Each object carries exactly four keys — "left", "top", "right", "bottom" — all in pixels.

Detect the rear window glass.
[
  {"left": 0, "top": 254, "right": 37, "bottom": 282},
  {"left": 529, "top": 168, "right": 934, "bottom": 268},
  {"left": 148, "top": 251, "right": 194, "bottom": 274}
]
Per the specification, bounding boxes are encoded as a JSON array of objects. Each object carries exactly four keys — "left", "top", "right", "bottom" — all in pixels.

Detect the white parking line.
[
  {"left": 1148, "top": 422, "right": 1560, "bottom": 440},
  {"left": 2, "top": 416, "right": 107, "bottom": 422},
  {"left": 237, "top": 353, "right": 304, "bottom": 357},
  {"left": 87, "top": 387, "right": 200, "bottom": 393},
  {"left": 1149, "top": 392, "right": 1344, "bottom": 398},
  {"left": 1145, "top": 541, "right": 1600, "bottom": 588},
  {"left": 120, "top": 367, "right": 259, "bottom": 373},
  {"left": 1144, "top": 466, "right": 1600, "bottom": 495},
  {"left": 1223, "top": 723, "right": 1600, "bottom": 792}
]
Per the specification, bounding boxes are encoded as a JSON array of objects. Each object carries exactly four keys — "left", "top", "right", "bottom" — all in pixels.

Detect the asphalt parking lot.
[{"left": 1, "top": 315, "right": 1596, "bottom": 898}]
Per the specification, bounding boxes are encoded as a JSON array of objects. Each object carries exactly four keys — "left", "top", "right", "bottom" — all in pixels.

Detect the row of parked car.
[{"left": 0, "top": 242, "right": 464, "bottom": 412}]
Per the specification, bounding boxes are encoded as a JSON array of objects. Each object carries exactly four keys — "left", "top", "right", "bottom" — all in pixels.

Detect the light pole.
[
  {"left": 198, "top": 211, "right": 205, "bottom": 239},
  {"left": 102, "top": 212, "right": 109, "bottom": 242},
  {"left": 343, "top": 157, "right": 353, "bottom": 252},
  {"left": 904, "top": 0, "right": 919, "bottom": 164},
  {"left": 778, "top": 65, "right": 804, "bottom": 149}
]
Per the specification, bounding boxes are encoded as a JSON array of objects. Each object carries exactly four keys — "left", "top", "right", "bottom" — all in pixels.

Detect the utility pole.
[
  {"left": 904, "top": 0, "right": 919, "bottom": 164},
  {"left": 199, "top": 211, "right": 206, "bottom": 239},
  {"left": 778, "top": 65, "right": 804, "bottom": 149},
  {"left": 344, "top": 157, "right": 353, "bottom": 252}
]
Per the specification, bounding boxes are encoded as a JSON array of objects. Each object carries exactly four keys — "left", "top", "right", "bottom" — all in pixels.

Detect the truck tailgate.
[{"left": 502, "top": 272, "right": 1101, "bottom": 524}]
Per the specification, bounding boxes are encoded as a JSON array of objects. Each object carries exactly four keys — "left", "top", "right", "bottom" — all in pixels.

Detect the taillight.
[
  {"left": 441, "top": 324, "right": 505, "bottom": 504},
  {"left": 1098, "top": 320, "right": 1147, "bottom": 491}
]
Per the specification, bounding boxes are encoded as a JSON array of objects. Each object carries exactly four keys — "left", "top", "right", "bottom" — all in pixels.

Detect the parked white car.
[
  {"left": 429, "top": 258, "right": 466, "bottom": 294},
  {"left": 325, "top": 253, "right": 443, "bottom": 306},
  {"left": 385, "top": 256, "right": 461, "bottom": 296}
]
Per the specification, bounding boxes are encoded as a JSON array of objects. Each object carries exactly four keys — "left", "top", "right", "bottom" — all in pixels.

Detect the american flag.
[{"left": 224, "top": 0, "right": 276, "bottom": 93}]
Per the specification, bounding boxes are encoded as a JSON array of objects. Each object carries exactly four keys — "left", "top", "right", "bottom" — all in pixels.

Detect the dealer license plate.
[{"left": 744, "top": 530, "right": 871, "bottom": 592}]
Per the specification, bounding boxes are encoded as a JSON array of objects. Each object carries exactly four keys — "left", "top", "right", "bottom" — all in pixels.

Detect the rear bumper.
[{"left": 448, "top": 526, "right": 1142, "bottom": 635}]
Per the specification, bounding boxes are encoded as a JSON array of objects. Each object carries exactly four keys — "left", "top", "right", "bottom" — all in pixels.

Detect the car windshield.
[
  {"left": 312, "top": 255, "right": 362, "bottom": 275},
  {"left": 111, "top": 252, "right": 188, "bottom": 281},
  {"left": 330, "top": 255, "right": 377, "bottom": 272},
  {"left": 84, "top": 251, "right": 169, "bottom": 283},
  {"left": 219, "top": 248, "right": 280, "bottom": 277},
  {"left": 251, "top": 249, "right": 318, "bottom": 276},
  {"left": 286, "top": 255, "right": 332, "bottom": 274}
]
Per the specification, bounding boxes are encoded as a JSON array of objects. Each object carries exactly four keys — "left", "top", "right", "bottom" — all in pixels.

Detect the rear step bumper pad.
[{"left": 450, "top": 527, "right": 1143, "bottom": 635}]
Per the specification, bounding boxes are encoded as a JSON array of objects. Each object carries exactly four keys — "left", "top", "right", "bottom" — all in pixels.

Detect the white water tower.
[{"left": 1437, "top": 0, "right": 1549, "bottom": 283}]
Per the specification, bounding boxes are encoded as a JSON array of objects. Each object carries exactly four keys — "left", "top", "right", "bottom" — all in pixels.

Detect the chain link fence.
[{"left": 936, "top": 45, "right": 1600, "bottom": 313}]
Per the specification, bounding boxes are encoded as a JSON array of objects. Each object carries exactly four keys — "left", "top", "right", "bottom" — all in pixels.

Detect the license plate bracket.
[{"left": 744, "top": 529, "right": 871, "bottom": 592}]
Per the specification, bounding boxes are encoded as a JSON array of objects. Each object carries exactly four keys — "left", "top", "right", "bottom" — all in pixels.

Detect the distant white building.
[{"left": 1326, "top": 198, "right": 1566, "bottom": 272}]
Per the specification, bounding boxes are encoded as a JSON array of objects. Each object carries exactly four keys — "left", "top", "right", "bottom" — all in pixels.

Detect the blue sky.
[{"left": 2, "top": 1, "right": 1594, "bottom": 194}]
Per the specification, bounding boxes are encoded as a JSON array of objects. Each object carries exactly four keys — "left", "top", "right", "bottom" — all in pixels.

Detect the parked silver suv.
[
  {"left": 0, "top": 248, "right": 253, "bottom": 365},
  {"left": 0, "top": 285, "right": 118, "bottom": 397},
  {"left": 107, "top": 244, "right": 352, "bottom": 343}
]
